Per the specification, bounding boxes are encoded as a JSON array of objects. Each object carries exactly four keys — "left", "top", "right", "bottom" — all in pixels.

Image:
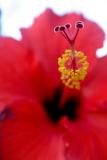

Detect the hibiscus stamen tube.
[{"left": 54, "top": 21, "right": 89, "bottom": 89}]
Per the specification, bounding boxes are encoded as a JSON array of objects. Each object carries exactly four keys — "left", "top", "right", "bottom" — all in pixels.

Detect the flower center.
[
  {"left": 54, "top": 21, "right": 89, "bottom": 89},
  {"left": 44, "top": 88, "right": 80, "bottom": 123}
]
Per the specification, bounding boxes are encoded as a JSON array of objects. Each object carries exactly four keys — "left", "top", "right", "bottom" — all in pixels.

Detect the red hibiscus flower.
[{"left": 0, "top": 9, "right": 107, "bottom": 160}]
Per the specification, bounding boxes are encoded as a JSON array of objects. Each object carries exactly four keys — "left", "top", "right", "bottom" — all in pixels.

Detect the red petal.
[
  {"left": 62, "top": 112, "right": 107, "bottom": 160},
  {"left": 83, "top": 56, "right": 107, "bottom": 111},
  {"left": 0, "top": 37, "right": 38, "bottom": 106},
  {"left": 0, "top": 37, "right": 57, "bottom": 105},
  {"left": 0, "top": 100, "right": 65, "bottom": 160},
  {"left": 32, "top": 62, "right": 61, "bottom": 102},
  {"left": 1, "top": 100, "right": 107, "bottom": 160},
  {"left": 0, "top": 37, "right": 63, "bottom": 107}
]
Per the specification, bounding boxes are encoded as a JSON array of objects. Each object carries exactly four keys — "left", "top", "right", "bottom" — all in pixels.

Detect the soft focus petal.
[
  {"left": 32, "top": 62, "right": 62, "bottom": 102},
  {"left": 83, "top": 56, "right": 107, "bottom": 111},
  {"left": 62, "top": 112, "right": 107, "bottom": 160},
  {"left": 1, "top": 101, "right": 107, "bottom": 160},
  {"left": 0, "top": 100, "right": 65, "bottom": 160},
  {"left": 0, "top": 37, "right": 58, "bottom": 105},
  {"left": 0, "top": 37, "right": 37, "bottom": 106}
]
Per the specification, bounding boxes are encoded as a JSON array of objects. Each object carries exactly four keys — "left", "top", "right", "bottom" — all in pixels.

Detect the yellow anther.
[{"left": 58, "top": 49, "right": 89, "bottom": 89}]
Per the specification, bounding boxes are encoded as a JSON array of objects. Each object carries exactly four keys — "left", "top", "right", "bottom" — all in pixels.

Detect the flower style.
[
  {"left": 55, "top": 21, "right": 89, "bottom": 89},
  {"left": 0, "top": 9, "right": 107, "bottom": 160}
]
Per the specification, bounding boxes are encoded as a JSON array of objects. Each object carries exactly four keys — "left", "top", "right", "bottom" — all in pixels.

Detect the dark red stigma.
[
  {"left": 54, "top": 21, "right": 84, "bottom": 47},
  {"left": 75, "top": 21, "right": 84, "bottom": 29}
]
